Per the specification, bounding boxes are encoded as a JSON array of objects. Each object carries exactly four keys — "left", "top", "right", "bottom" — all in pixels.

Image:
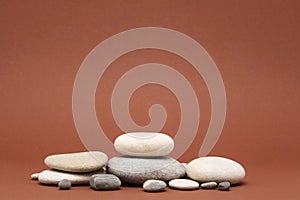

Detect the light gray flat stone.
[
  {"left": 201, "top": 182, "right": 217, "bottom": 189},
  {"left": 143, "top": 180, "right": 167, "bottom": 192},
  {"left": 187, "top": 156, "right": 246, "bottom": 184},
  {"left": 168, "top": 179, "right": 199, "bottom": 190},
  {"left": 38, "top": 169, "right": 105, "bottom": 185},
  {"left": 114, "top": 132, "right": 174, "bottom": 157},
  {"left": 107, "top": 156, "right": 185, "bottom": 184},
  {"left": 90, "top": 174, "right": 121, "bottom": 190},
  {"left": 44, "top": 151, "right": 108, "bottom": 173}
]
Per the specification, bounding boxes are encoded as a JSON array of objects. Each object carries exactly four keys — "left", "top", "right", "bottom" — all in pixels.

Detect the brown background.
[{"left": 1, "top": 0, "right": 299, "bottom": 199}]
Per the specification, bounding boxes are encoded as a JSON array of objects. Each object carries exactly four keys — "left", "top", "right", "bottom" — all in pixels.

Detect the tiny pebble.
[
  {"left": 169, "top": 179, "right": 199, "bottom": 190},
  {"left": 31, "top": 173, "right": 39, "bottom": 180},
  {"left": 58, "top": 179, "right": 71, "bottom": 190},
  {"left": 143, "top": 180, "right": 167, "bottom": 192},
  {"left": 201, "top": 182, "right": 217, "bottom": 189},
  {"left": 181, "top": 163, "right": 187, "bottom": 170},
  {"left": 218, "top": 181, "right": 230, "bottom": 191}
]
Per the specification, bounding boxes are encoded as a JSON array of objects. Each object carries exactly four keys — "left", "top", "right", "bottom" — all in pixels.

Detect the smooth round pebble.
[
  {"left": 143, "top": 180, "right": 167, "bottom": 192},
  {"left": 114, "top": 132, "right": 174, "bottom": 157},
  {"left": 58, "top": 179, "right": 71, "bottom": 190},
  {"left": 168, "top": 179, "right": 199, "bottom": 190},
  {"left": 31, "top": 173, "right": 39, "bottom": 180},
  {"left": 90, "top": 174, "right": 121, "bottom": 190},
  {"left": 38, "top": 169, "right": 105, "bottom": 185},
  {"left": 218, "top": 181, "right": 230, "bottom": 191},
  {"left": 107, "top": 156, "right": 185, "bottom": 184},
  {"left": 201, "top": 182, "right": 217, "bottom": 189},
  {"left": 186, "top": 156, "right": 246, "bottom": 184},
  {"left": 44, "top": 151, "right": 108, "bottom": 173}
]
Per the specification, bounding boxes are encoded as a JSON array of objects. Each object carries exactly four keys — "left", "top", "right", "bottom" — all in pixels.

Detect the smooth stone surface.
[
  {"left": 168, "top": 179, "right": 199, "bottom": 190},
  {"left": 31, "top": 173, "right": 39, "bottom": 180},
  {"left": 201, "top": 182, "right": 217, "bottom": 189},
  {"left": 38, "top": 169, "right": 104, "bottom": 185},
  {"left": 44, "top": 151, "right": 108, "bottom": 173},
  {"left": 181, "top": 163, "right": 187, "bottom": 170},
  {"left": 187, "top": 156, "right": 246, "bottom": 184},
  {"left": 90, "top": 174, "right": 121, "bottom": 190},
  {"left": 114, "top": 132, "right": 174, "bottom": 157},
  {"left": 218, "top": 181, "right": 230, "bottom": 191},
  {"left": 107, "top": 156, "right": 185, "bottom": 184},
  {"left": 143, "top": 180, "right": 167, "bottom": 192},
  {"left": 58, "top": 179, "right": 71, "bottom": 190}
]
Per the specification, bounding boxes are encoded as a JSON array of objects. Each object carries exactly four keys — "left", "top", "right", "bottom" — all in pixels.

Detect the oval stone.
[
  {"left": 44, "top": 151, "right": 108, "bottom": 173},
  {"left": 200, "top": 181, "right": 217, "bottom": 189},
  {"left": 107, "top": 156, "right": 185, "bottom": 184},
  {"left": 90, "top": 174, "right": 121, "bottom": 190},
  {"left": 143, "top": 180, "right": 167, "bottom": 192},
  {"left": 38, "top": 169, "right": 104, "bottom": 185},
  {"left": 186, "top": 156, "right": 246, "bottom": 184},
  {"left": 58, "top": 179, "right": 71, "bottom": 190},
  {"left": 168, "top": 179, "right": 199, "bottom": 190},
  {"left": 114, "top": 132, "right": 174, "bottom": 157}
]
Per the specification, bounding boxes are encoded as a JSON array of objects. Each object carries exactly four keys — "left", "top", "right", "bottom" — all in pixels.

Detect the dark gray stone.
[
  {"left": 90, "top": 174, "right": 121, "bottom": 190},
  {"left": 58, "top": 179, "right": 71, "bottom": 190},
  {"left": 218, "top": 181, "right": 230, "bottom": 191},
  {"left": 107, "top": 156, "right": 185, "bottom": 184}
]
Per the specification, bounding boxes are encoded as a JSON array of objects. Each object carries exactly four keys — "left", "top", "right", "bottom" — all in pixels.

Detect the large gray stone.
[
  {"left": 107, "top": 156, "right": 185, "bottom": 184},
  {"left": 90, "top": 174, "right": 121, "bottom": 190}
]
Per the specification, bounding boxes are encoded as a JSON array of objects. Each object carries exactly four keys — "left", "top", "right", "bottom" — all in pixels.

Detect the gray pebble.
[
  {"left": 58, "top": 179, "right": 71, "bottom": 190},
  {"left": 218, "top": 181, "right": 230, "bottom": 191},
  {"left": 201, "top": 182, "right": 217, "bottom": 189},
  {"left": 143, "top": 180, "right": 167, "bottom": 192},
  {"left": 90, "top": 174, "right": 121, "bottom": 190}
]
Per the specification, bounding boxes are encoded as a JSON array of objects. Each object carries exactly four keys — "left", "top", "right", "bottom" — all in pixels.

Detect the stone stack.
[
  {"left": 33, "top": 151, "right": 108, "bottom": 187},
  {"left": 107, "top": 132, "right": 185, "bottom": 185}
]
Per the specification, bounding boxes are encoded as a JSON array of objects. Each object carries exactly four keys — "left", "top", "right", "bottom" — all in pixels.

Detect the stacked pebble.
[
  {"left": 107, "top": 132, "right": 185, "bottom": 191},
  {"left": 31, "top": 134, "right": 246, "bottom": 192},
  {"left": 31, "top": 151, "right": 108, "bottom": 189}
]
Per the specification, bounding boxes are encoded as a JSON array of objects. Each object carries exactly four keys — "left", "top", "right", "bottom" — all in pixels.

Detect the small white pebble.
[{"left": 31, "top": 173, "right": 39, "bottom": 180}]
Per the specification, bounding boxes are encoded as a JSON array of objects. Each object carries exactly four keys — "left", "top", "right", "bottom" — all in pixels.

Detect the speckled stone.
[
  {"left": 58, "top": 179, "right": 71, "bottom": 190},
  {"left": 90, "top": 174, "right": 121, "bottom": 190},
  {"left": 114, "top": 132, "right": 174, "bottom": 157},
  {"left": 201, "top": 182, "right": 217, "bottom": 189},
  {"left": 44, "top": 151, "right": 108, "bottom": 173},
  {"left": 38, "top": 169, "right": 105, "bottom": 185},
  {"left": 143, "top": 180, "right": 167, "bottom": 192},
  {"left": 31, "top": 173, "right": 39, "bottom": 180},
  {"left": 186, "top": 156, "right": 246, "bottom": 184},
  {"left": 107, "top": 156, "right": 185, "bottom": 184},
  {"left": 168, "top": 179, "right": 199, "bottom": 190},
  {"left": 218, "top": 181, "right": 230, "bottom": 191}
]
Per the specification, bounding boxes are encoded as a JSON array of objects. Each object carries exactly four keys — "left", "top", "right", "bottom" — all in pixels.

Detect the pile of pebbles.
[{"left": 31, "top": 132, "right": 246, "bottom": 192}]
